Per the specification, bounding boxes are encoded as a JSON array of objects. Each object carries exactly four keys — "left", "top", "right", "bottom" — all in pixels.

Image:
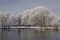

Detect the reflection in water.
[
  {"left": 17, "top": 29, "right": 21, "bottom": 35},
  {"left": 0, "top": 28, "right": 60, "bottom": 40}
]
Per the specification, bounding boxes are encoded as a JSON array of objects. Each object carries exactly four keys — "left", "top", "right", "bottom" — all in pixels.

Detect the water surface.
[{"left": 0, "top": 28, "right": 60, "bottom": 40}]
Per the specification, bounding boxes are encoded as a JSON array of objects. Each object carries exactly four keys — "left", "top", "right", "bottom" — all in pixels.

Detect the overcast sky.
[{"left": 0, "top": 0, "right": 60, "bottom": 18}]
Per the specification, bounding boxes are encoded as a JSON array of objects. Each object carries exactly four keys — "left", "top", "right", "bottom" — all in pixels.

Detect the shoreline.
[{"left": 0, "top": 27, "right": 59, "bottom": 30}]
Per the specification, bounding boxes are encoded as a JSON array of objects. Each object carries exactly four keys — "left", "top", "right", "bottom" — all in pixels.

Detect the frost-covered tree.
[
  {"left": 7, "top": 14, "right": 18, "bottom": 25},
  {"left": 0, "top": 11, "right": 8, "bottom": 27},
  {"left": 21, "top": 7, "right": 56, "bottom": 27},
  {"left": 52, "top": 20, "right": 60, "bottom": 29},
  {"left": 6, "top": 14, "right": 22, "bottom": 25},
  {"left": 18, "top": 14, "right": 22, "bottom": 25}
]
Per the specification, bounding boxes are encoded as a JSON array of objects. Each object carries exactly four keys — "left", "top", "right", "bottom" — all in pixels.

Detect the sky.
[{"left": 0, "top": 0, "right": 60, "bottom": 18}]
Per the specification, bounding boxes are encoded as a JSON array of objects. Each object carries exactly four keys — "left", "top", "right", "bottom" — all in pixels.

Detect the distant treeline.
[{"left": 0, "top": 7, "right": 60, "bottom": 28}]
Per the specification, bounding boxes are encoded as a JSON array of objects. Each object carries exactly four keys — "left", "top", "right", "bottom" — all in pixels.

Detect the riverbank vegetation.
[{"left": 0, "top": 6, "right": 60, "bottom": 28}]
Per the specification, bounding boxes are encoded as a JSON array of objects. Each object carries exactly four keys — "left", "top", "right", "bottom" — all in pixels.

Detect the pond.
[{"left": 0, "top": 28, "right": 60, "bottom": 40}]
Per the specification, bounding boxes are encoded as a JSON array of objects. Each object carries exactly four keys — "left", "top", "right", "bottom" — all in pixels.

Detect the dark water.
[{"left": 0, "top": 28, "right": 60, "bottom": 40}]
